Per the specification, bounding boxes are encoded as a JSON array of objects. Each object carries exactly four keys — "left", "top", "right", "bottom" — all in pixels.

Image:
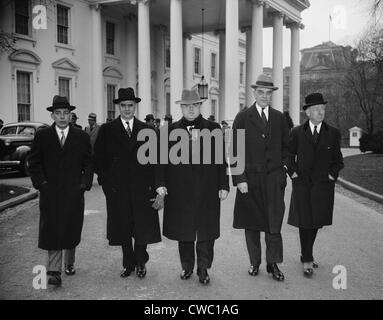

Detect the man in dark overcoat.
[
  {"left": 28, "top": 95, "right": 93, "bottom": 286},
  {"left": 156, "top": 89, "right": 229, "bottom": 285},
  {"left": 232, "top": 74, "right": 289, "bottom": 281},
  {"left": 287, "top": 93, "right": 344, "bottom": 277},
  {"left": 93, "top": 88, "right": 161, "bottom": 279}
]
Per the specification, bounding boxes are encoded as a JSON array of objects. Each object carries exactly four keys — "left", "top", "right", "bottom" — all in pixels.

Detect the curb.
[
  {"left": 337, "top": 177, "right": 383, "bottom": 205},
  {"left": 0, "top": 188, "right": 38, "bottom": 212}
]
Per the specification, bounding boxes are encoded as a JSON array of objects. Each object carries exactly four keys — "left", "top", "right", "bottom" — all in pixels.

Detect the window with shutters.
[
  {"left": 106, "top": 22, "right": 115, "bottom": 55},
  {"left": 107, "top": 84, "right": 116, "bottom": 120},
  {"left": 15, "top": 0, "right": 30, "bottom": 35},
  {"left": 58, "top": 77, "right": 71, "bottom": 101},
  {"left": 17, "top": 71, "right": 32, "bottom": 121},
  {"left": 194, "top": 47, "right": 201, "bottom": 75},
  {"left": 57, "top": 5, "right": 70, "bottom": 44},
  {"left": 211, "top": 53, "right": 217, "bottom": 79},
  {"left": 240, "top": 62, "right": 245, "bottom": 85}
]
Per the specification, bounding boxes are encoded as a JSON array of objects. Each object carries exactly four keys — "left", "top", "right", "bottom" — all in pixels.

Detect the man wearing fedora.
[
  {"left": 286, "top": 93, "right": 344, "bottom": 277},
  {"left": 156, "top": 89, "right": 229, "bottom": 285},
  {"left": 93, "top": 87, "right": 162, "bottom": 279},
  {"left": 231, "top": 74, "right": 289, "bottom": 282},
  {"left": 28, "top": 95, "right": 93, "bottom": 286},
  {"left": 71, "top": 112, "right": 82, "bottom": 129},
  {"left": 144, "top": 114, "right": 155, "bottom": 127},
  {"left": 84, "top": 113, "right": 100, "bottom": 152}
]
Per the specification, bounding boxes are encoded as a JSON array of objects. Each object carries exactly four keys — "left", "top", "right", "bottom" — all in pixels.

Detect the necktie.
[
  {"left": 126, "top": 121, "right": 132, "bottom": 137},
  {"left": 60, "top": 130, "right": 65, "bottom": 147},
  {"left": 187, "top": 125, "right": 194, "bottom": 136},
  {"left": 261, "top": 108, "right": 268, "bottom": 127},
  {"left": 313, "top": 125, "right": 319, "bottom": 144}
]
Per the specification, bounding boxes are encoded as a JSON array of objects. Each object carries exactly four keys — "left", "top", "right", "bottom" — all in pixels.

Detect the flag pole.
[{"left": 329, "top": 12, "right": 332, "bottom": 42}]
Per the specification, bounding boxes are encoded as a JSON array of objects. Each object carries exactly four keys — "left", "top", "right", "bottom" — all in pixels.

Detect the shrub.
[{"left": 359, "top": 131, "right": 383, "bottom": 153}]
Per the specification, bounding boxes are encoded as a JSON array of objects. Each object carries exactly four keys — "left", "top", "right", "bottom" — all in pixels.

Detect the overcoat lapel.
[
  {"left": 50, "top": 124, "right": 64, "bottom": 153},
  {"left": 314, "top": 122, "right": 330, "bottom": 155},
  {"left": 303, "top": 120, "right": 315, "bottom": 148},
  {"left": 266, "top": 108, "right": 277, "bottom": 144},
  {"left": 111, "top": 116, "right": 134, "bottom": 150},
  {"left": 62, "top": 125, "right": 76, "bottom": 153}
]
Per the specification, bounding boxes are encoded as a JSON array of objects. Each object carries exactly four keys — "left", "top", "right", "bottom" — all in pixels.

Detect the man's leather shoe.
[
  {"left": 266, "top": 263, "right": 285, "bottom": 281},
  {"left": 197, "top": 268, "right": 210, "bottom": 285},
  {"left": 301, "top": 256, "right": 319, "bottom": 268},
  {"left": 248, "top": 265, "right": 259, "bottom": 276},
  {"left": 180, "top": 269, "right": 193, "bottom": 280},
  {"left": 64, "top": 265, "right": 75, "bottom": 276},
  {"left": 47, "top": 272, "right": 62, "bottom": 286},
  {"left": 136, "top": 264, "right": 147, "bottom": 278},
  {"left": 120, "top": 268, "right": 132, "bottom": 278}
]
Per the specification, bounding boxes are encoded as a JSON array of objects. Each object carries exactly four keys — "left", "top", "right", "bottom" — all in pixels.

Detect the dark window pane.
[
  {"left": 106, "top": 22, "right": 115, "bottom": 55},
  {"left": 15, "top": 0, "right": 29, "bottom": 35},
  {"left": 57, "top": 5, "right": 69, "bottom": 44}
]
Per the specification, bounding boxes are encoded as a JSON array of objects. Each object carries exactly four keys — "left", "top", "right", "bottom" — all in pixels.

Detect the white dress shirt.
[
  {"left": 309, "top": 121, "right": 322, "bottom": 135},
  {"left": 121, "top": 116, "right": 134, "bottom": 132},
  {"left": 256, "top": 103, "right": 269, "bottom": 121},
  {"left": 55, "top": 125, "right": 69, "bottom": 141}
]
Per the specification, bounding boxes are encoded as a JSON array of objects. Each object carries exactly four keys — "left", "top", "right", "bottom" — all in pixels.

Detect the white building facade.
[{"left": 0, "top": 0, "right": 309, "bottom": 127}]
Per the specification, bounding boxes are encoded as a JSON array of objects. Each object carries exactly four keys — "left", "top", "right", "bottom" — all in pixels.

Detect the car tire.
[{"left": 20, "top": 158, "right": 30, "bottom": 176}]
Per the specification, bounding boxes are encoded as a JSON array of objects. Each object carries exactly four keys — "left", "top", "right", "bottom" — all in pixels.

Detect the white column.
[
  {"left": 243, "top": 27, "right": 252, "bottom": 107},
  {"left": 251, "top": 0, "right": 264, "bottom": 81},
  {"left": 289, "top": 23, "right": 301, "bottom": 126},
  {"left": 154, "top": 25, "right": 167, "bottom": 119},
  {"left": 138, "top": 0, "right": 152, "bottom": 120},
  {"left": 170, "top": 0, "right": 183, "bottom": 121},
  {"left": 216, "top": 29, "right": 225, "bottom": 123},
  {"left": 183, "top": 33, "right": 192, "bottom": 89},
  {"left": 225, "top": 0, "right": 239, "bottom": 122},
  {"left": 272, "top": 12, "right": 284, "bottom": 112},
  {"left": 125, "top": 14, "right": 137, "bottom": 89},
  {"left": 91, "top": 5, "right": 104, "bottom": 121}
]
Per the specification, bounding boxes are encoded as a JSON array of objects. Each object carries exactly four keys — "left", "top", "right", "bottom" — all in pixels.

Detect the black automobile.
[{"left": 0, "top": 122, "right": 49, "bottom": 175}]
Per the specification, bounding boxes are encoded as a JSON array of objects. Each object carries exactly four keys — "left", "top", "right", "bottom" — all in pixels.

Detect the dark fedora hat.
[
  {"left": 303, "top": 93, "right": 328, "bottom": 110},
  {"left": 251, "top": 74, "right": 278, "bottom": 91},
  {"left": 47, "top": 95, "right": 76, "bottom": 112},
  {"left": 144, "top": 114, "right": 154, "bottom": 121},
  {"left": 113, "top": 87, "right": 141, "bottom": 104}
]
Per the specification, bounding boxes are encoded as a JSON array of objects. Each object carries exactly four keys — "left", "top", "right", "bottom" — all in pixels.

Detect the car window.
[
  {"left": 0, "top": 126, "right": 17, "bottom": 135},
  {"left": 18, "top": 126, "right": 36, "bottom": 136}
]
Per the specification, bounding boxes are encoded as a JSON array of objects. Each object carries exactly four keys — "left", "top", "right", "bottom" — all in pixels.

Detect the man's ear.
[{"left": 50, "top": 113, "right": 55, "bottom": 120}]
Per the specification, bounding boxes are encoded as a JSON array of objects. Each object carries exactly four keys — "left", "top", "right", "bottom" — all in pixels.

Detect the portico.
[{"left": 94, "top": 0, "right": 309, "bottom": 124}]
